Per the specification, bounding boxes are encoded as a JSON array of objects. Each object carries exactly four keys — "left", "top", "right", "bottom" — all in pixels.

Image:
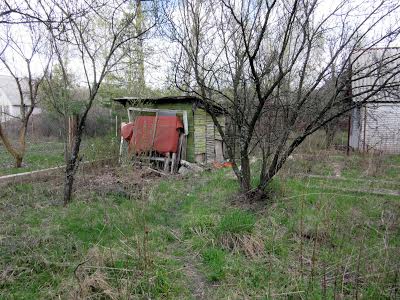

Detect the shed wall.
[
  {"left": 194, "top": 109, "right": 206, "bottom": 156},
  {"left": 206, "top": 113, "right": 215, "bottom": 162},
  {"left": 194, "top": 109, "right": 226, "bottom": 163}
]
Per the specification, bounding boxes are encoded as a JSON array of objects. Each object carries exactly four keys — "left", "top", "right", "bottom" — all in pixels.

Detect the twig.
[
  {"left": 74, "top": 259, "right": 89, "bottom": 296},
  {"left": 146, "top": 167, "right": 167, "bottom": 176}
]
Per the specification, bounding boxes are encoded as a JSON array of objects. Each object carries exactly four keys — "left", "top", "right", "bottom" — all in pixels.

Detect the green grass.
[
  {"left": 202, "top": 248, "right": 226, "bottom": 281},
  {"left": 1, "top": 153, "right": 399, "bottom": 299},
  {"left": 0, "top": 178, "right": 189, "bottom": 299},
  {"left": 218, "top": 210, "right": 256, "bottom": 234},
  {"left": 0, "top": 141, "right": 65, "bottom": 175},
  {"left": 0, "top": 136, "right": 118, "bottom": 176}
]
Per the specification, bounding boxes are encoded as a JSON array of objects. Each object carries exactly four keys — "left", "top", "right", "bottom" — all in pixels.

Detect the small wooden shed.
[{"left": 113, "top": 96, "right": 225, "bottom": 163}]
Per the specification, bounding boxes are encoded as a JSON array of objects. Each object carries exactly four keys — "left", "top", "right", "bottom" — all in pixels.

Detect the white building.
[
  {"left": 349, "top": 48, "right": 400, "bottom": 154},
  {"left": 0, "top": 75, "right": 41, "bottom": 123}
]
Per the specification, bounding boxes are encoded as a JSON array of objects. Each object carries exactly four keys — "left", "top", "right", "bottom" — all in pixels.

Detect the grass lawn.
[
  {"left": 0, "top": 141, "right": 65, "bottom": 176},
  {"left": 0, "top": 154, "right": 399, "bottom": 299},
  {"left": 0, "top": 136, "right": 119, "bottom": 176}
]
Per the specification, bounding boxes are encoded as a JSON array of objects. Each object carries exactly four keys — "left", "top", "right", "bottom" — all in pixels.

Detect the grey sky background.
[{"left": 1, "top": 0, "right": 399, "bottom": 90}]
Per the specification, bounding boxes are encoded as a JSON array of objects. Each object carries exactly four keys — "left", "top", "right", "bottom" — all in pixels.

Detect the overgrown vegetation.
[
  {"left": 1, "top": 152, "right": 399, "bottom": 298},
  {"left": 0, "top": 135, "right": 119, "bottom": 176}
]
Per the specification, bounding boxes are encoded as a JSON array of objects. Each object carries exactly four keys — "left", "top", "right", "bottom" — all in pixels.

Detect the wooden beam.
[
  {"left": 164, "top": 152, "right": 170, "bottom": 172},
  {"left": 170, "top": 153, "right": 176, "bottom": 174}
]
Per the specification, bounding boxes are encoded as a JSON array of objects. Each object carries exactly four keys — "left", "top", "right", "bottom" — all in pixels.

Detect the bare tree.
[
  {"left": 37, "top": 0, "right": 158, "bottom": 205},
  {"left": 165, "top": 0, "right": 400, "bottom": 200},
  {"left": 0, "top": 22, "right": 51, "bottom": 167}
]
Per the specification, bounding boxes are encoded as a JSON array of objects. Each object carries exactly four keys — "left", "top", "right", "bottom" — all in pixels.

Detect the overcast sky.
[{"left": 1, "top": 0, "right": 399, "bottom": 90}]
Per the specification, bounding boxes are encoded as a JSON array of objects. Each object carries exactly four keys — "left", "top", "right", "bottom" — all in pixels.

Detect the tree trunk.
[
  {"left": 63, "top": 146, "right": 79, "bottom": 206},
  {"left": 0, "top": 124, "right": 25, "bottom": 168},
  {"left": 239, "top": 154, "right": 251, "bottom": 193},
  {"left": 15, "top": 155, "right": 23, "bottom": 168},
  {"left": 63, "top": 165, "right": 75, "bottom": 206},
  {"left": 63, "top": 115, "right": 83, "bottom": 206},
  {"left": 63, "top": 117, "right": 70, "bottom": 164}
]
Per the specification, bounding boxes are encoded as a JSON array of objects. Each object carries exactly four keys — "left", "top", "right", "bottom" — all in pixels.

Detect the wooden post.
[
  {"left": 175, "top": 133, "right": 185, "bottom": 173},
  {"left": 119, "top": 136, "right": 124, "bottom": 164},
  {"left": 68, "top": 115, "right": 79, "bottom": 155},
  {"left": 150, "top": 113, "right": 159, "bottom": 161},
  {"left": 171, "top": 153, "right": 176, "bottom": 174},
  {"left": 164, "top": 152, "right": 170, "bottom": 172},
  {"left": 115, "top": 115, "right": 118, "bottom": 137},
  {"left": 363, "top": 105, "right": 367, "bottom": 153}
]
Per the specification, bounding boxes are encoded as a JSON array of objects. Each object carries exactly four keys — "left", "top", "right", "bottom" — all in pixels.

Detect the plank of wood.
[
  {"left": 181, "top": 135, "right": 187, "bottom": 161},
  {"left": 175, "top": 133, "right": 185, "bottom": 172},
  {"left": 146, "top": 167, "right": 167, "bottom": 176},
  {"left": 171, "top": 153, "right": 177, "bottom": 174},
  {"left": 164, "top": 152, "right": 170, "bottom": 172}
]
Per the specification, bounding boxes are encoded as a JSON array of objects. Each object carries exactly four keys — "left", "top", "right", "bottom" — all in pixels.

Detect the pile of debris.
[{"left": 177, "top": 160, "right": 205, "bottom": 175}]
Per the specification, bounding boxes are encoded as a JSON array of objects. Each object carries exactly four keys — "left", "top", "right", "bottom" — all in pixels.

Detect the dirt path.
[
  {"left": 292, "top": 173, "right": 399, "bottom": 185},
  {"left": 161, "top": 182, "right": 210, "bottom": 299},
  {"left": 181, "top": 248, "right": 208, "bottom": 299},
  {"left": 305, "top": 185, "right": 400, "bottom": 196},
  {"left": 292, "top": 173, "right": 400, "bottom": 197}
]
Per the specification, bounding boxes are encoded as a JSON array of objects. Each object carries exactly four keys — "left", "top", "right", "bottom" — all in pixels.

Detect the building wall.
[
  {"left": 206, "top": 113, "right": 215, "bottom": 162},
  {"left": 0, "top": 89, "right": 12, "bottom": 123},
  {"left": 0, "top": 77, "right": 41, "bottom": 122},
  {"left": 364, "top": 103, "right": 400, "bottom": 153},
  {"left": 349, "top": 107, "right": 361, "bottom": 150},
  {"left": 194, "top": 110, "right": 225, "bottom": 163},
  {"left": 0, "top": 104, "right": 41, "bottom": 123},
  {"left": 194, "top": 108, "right": 206, "bottom": 162},
  {"left": 350, "top": 103, "right": 400, "bottom": 153},
  {"left": 348, "top": 48, "right": 400, "bottom": 153}
]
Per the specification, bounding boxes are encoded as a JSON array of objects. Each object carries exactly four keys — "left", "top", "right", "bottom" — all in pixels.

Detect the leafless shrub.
[{"left": 165, "top": 0, "right": 400, "bottom": 201}]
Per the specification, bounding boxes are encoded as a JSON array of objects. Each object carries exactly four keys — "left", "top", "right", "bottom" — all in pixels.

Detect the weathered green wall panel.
[
  {"left": 206, "top": 113, "right": 215, "bottom": 162},
  {"left": 194, "top": 109, "right": 206, "bottom": 155}
]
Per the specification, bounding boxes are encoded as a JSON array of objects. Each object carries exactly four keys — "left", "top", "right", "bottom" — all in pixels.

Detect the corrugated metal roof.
[{"left": 351, "top": 48, "right": 400, "bottom": 103}]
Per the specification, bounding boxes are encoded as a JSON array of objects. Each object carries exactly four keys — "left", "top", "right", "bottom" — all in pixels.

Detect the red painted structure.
[{"left": 121, "top": 116, "right": 183, "bottom": 155}]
